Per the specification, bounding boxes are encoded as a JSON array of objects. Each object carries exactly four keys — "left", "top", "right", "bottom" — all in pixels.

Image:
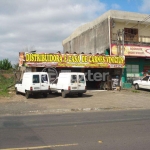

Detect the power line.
[{"left": 131, "top": 14, "right": 150, "bottom": 29}]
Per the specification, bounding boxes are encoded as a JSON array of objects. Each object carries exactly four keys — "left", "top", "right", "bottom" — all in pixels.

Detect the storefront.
[
  {"left": 123, "top": 57, "right": 150, "bottom": 83},
  {"left": 111, "top": 44, "right": 150, "bottom": 85},
  {"left": 19, "top": 52, "right": 125, "bottom": 89}
]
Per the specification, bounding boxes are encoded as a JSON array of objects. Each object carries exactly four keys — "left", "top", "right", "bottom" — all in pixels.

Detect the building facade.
[{"left": 62, "top": 10, "right": 150, "bottom": 85}]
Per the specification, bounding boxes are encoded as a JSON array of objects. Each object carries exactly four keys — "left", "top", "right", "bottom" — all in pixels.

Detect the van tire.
[
  {"left": 62, "top": 91, "right": 66, "bottom": 98},
  {"left": 25, "top": 91, "right": 30, "bottom": 99},
  {"left": 78, "top": 93, "right": 83, "bottom": 97},
  {"left": 15, "top": 88, "right": 19, "bottom": 94}
]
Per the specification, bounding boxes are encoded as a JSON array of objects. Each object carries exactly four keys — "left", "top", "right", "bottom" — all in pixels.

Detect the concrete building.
[{"left": 62, "top": 10, "right": 150, "bottom": 85}]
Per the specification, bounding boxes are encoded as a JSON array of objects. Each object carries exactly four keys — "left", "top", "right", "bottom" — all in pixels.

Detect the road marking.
[{"left": 1, "top": 143, "right": 78, "bottom": 150}]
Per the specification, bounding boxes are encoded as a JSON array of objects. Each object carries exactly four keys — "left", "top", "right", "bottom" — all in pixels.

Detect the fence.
[{"left": 112, "top": 33, "right": 150, "bottom": 44}]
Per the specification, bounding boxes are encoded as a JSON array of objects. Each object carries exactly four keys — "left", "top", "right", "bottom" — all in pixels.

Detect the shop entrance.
[{"left": 84, "top": 68, "right": 122, "bottom": 90}]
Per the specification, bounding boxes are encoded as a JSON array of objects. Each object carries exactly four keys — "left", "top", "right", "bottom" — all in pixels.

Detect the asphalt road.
[{"left": 0, "top": 109, "right": 150, "bottom": 150}]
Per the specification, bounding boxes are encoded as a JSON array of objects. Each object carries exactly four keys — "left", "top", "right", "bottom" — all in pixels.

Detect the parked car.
[
  {"left": 50, "top": 72, "right": 86, "bottom": 98},
  {"left": 15, "top": 72, "right": 50, "bottom": 99},
  {"left": 133, "top": 75, "right": 150, "bottom": 90}
]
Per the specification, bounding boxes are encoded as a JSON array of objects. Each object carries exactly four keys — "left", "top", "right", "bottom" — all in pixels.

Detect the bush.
[
  {"left": 0, "top": 59, "right": 12, "bottom": 70},
  {"left": 0, "top": 71, "right": 15, "bottom": 97}
]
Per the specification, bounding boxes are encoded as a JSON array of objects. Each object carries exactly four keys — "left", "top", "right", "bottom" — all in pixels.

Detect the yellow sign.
[
  {"left": 25, "top": 53, "right": 124, "bottom": 64},
  {"left": 19, "top": 52, "right": 125, "bottom": 68}
]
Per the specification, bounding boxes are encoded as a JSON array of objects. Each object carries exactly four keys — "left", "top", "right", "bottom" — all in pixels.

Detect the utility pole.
[
  {"left": 122, "top": 29, "right": 124, "bottom": 56},
  {"left": 117, "top": 29, "right": 124, "bottom": 56}
]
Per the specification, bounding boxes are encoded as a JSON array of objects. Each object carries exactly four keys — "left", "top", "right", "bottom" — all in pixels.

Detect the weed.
[
  {"left": 0, "top": 72, "right": 15, "bottom": 97},
  {"left": 132, "top": 90, "right": 140, "bottom": 93}
]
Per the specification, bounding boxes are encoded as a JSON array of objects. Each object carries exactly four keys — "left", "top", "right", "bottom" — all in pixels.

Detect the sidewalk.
[{"left": 0, "top": 88, "right": 150, "bottom": 116}]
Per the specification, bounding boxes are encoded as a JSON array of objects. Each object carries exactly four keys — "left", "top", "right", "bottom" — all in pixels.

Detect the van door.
[
  {"left": 40, "top": 73, "right": 49, "bottom": 91},
  {"left": 50, "top": 78, "right": 58, "bottom": 92},
  {"left": 70, "top": 74, "right": 78, "bottom": 90},
  {"left": 32, "top": 74, "right": 41, "bottom": 91},
  {"left": 78, "top": 74, "right": 86, "bottom": 90}
]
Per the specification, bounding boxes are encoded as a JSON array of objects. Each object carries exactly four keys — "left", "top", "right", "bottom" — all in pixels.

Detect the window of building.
[
  {"left": 126, "top": 64, "right": 139, "bottom": 77},
  {"left": 124, "top": 28, "right": 138, "bottom": 42}
]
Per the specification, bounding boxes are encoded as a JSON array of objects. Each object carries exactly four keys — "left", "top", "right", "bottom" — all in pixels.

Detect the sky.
[{"left": 0, "top": 0, "right": 150, "bottom": 64}]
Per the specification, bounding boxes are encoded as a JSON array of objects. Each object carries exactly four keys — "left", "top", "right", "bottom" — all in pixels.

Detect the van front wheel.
[
  {"left": 25, "top": 91, "right": 30, "bottom": 99},
  {"left": 62, "top": 91, "right": 66, "bottom": 98}
]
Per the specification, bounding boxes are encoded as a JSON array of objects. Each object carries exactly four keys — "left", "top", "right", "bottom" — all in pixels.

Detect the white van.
[
  {"left": 50, "top": 72, "right": 86, "bottom": 98},
  {"left": 15, "top": 72, "right": 50, "bottom": 99}
]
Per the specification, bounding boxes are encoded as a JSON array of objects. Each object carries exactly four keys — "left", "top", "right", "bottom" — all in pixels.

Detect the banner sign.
[
  {"left": 111, "top": 44, "right": 150, "bottom": 57},
  {"left": 19, "top": 52, "right": 125, "bottom": 68}
]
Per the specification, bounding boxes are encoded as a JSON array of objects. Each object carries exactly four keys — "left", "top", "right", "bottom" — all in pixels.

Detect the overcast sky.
[{"left": 0, "top": 0, "right": 150, "bottom": 64}]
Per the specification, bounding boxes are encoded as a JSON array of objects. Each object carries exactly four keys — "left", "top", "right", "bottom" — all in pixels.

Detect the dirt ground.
[{"left": 0, "top": 88, "right": 150, "bottom": 116}]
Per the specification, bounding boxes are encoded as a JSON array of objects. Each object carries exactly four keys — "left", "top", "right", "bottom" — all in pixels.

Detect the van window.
[
  {"left": 71, "top": 75, "right": 77, "bottom": 83},
  {"left": 41, "top": 74, "right": 48, "bottom": 83},
  {"left": 33, "top": 75, "right": 39, "bottom": 83},
  {"left": 79, "top": 75, "right": 85, "bottom": 83}
]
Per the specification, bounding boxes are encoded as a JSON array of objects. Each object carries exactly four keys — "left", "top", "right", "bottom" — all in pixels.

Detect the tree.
[{"left": 0, "top": 59, "right": 12, "bottom": 70}]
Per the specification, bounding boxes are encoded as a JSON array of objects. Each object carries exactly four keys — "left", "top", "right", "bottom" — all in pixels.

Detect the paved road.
[
  {"left": 0, "top": 89, "right": 150, "bottom": 116},
  {"left": 0, "top": 110, "right": 150, "bottom": 150}
]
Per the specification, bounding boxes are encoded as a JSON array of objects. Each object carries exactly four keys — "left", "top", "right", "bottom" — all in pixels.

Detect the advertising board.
[{"left": 19, "top": 52, "right": 125, "bottom": 68}]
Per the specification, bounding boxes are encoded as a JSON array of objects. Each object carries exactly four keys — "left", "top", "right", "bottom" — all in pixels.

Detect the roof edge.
[{"left": 62, "top": 10, "right": 149, "bottom": 45}]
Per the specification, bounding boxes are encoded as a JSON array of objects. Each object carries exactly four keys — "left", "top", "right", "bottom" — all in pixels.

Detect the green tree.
[{"left": 0, "top": 59, "right": 12, "bottom": 70}]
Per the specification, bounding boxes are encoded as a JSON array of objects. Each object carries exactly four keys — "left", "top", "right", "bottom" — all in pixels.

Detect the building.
[{"left": 62, "top": 10, "right": 150, "bottom": 85}]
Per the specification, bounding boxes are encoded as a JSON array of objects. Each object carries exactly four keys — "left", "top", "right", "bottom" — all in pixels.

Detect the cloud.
[
  {"left": 0, "top": 0, "right": 107, "bottom": 64},
  {"left": 139, "top": 0, "right": 150, "bottom": 13},
  {"left": 111, "top": 4, "right": 121, "bottom": 10}
]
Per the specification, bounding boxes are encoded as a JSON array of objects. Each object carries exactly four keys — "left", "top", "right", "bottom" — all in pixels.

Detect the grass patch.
[
  {"left": 0, "top": 72, "right": 15, "bottom": 97},
  {"left": 132, "top": 90, "right": 140, "bottom": 93}
]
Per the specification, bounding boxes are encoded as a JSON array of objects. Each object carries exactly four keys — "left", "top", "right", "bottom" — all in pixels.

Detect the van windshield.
[{"left": 33, "top": 75, "right": 39, "bottom": 83}]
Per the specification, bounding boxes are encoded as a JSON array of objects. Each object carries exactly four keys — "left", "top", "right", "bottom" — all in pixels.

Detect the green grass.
[
  {"left": 132, "top": 90, "right": 140, "bottom": 93},
  {"left": 0, "top": 73, "right": 15, "bottom": 97}
]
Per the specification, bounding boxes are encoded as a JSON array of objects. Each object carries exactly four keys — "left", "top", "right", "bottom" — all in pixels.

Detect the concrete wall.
[
  {"left": 63, "top": 19, "right": 109, "bottom": 54},
  {"left": 63, "top": 10, "right": 150, "bottom": 54}
]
